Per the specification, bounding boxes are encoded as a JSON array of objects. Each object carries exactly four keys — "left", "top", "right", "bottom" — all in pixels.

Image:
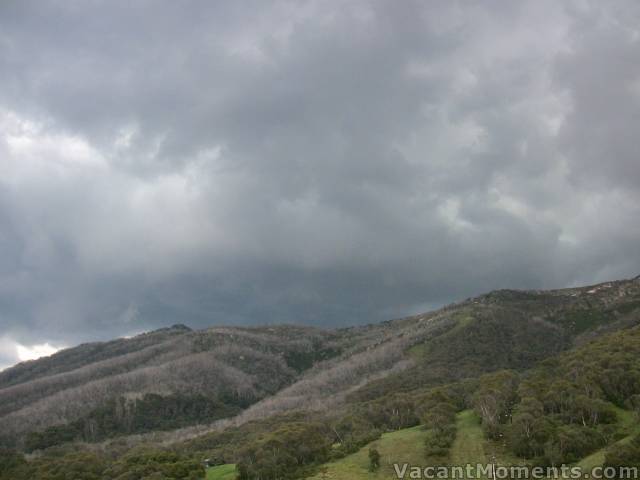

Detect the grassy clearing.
[
  {"left": 307, "top": 410, "right": 491, "bottom": 479},
  {"left": 306, "top": 410, "right": 516, "bottom": 479},
  {"left": 306, "top": 425, "right": 427, "bottom": 479},
  {"left": 450, "top": 410, "right": 486, "bottom": 466},
  {"left": 206, "top": 464, "right": 237, "bottom": 480}
]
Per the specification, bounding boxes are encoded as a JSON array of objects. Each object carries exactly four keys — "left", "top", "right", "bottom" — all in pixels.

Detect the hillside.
[
  {"left": 0, "top": 276, "right": 639, "bottom": 479},
  {"left": 0, "top": 324, "right": 193, "bottom": 389},
  {"left": 0, "top": 324, "right": 341, "bottom": 447},
  {"left": 302, "top": 320, "right": 640, "bottom": 480}
]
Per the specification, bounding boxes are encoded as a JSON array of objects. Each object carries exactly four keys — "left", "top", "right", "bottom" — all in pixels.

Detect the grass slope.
[
  {"left": 450, "top": 410, "right": 526, "bottom": 478},
  {"left": 450, "top": 410, "right": 486, "bottom": 466},
  {"left": 206, "top": 464, "right": 237, "bottom": 480},
  {"left": 306, "top": 426, "right": 427, "bottom": 479}
]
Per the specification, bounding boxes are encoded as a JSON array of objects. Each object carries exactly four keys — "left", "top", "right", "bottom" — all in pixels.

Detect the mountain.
[{"left": 0, "top": 276, "right": 639, "bottom": 479}]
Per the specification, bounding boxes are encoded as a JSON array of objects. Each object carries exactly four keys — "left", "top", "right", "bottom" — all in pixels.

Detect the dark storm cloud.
[{"left": 0, "top": 0, "right": 639, "bottom": 368}]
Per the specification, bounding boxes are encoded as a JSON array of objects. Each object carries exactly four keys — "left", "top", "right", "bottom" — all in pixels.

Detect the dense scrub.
[
  {"left": 421, "top": 389, "right": 459, "bottom": 461},
  {"left": 0, "top": 447, "right": 204, "bottom": 480}
]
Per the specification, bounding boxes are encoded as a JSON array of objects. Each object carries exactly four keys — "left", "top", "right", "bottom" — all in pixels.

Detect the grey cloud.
[
  {"left": 0, "top": 0, "right": 639, "bottom": 366},
  {"left": 554, "top": 3, "right": 640, "bottom": 190}
]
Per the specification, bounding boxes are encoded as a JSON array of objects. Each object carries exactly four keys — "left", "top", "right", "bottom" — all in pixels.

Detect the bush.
[{"left": 368, "top": 448, "right": 381, "bottom": 471}]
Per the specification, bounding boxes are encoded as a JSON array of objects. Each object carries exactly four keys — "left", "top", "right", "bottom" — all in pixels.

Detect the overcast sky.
[{"left": 1, "top": 0, "right": 639, "bottom": 370}]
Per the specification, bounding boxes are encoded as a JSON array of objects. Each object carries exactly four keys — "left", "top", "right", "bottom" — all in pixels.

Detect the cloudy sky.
[{"left": 1, "top": 0, "right": 639, "bottom": 370}]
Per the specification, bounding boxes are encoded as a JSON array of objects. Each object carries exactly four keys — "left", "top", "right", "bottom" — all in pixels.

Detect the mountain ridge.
[
  {"left": 5, "top": 275, "right": 638, "bottom": 384},
  {"left": 1, "top": 276, "right": 639, "bottom": 456}
]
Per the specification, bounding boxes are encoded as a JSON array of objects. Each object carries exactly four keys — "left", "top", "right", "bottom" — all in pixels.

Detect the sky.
[{"left": 1, "top": 0, "right": 639, "bottom": 370}]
